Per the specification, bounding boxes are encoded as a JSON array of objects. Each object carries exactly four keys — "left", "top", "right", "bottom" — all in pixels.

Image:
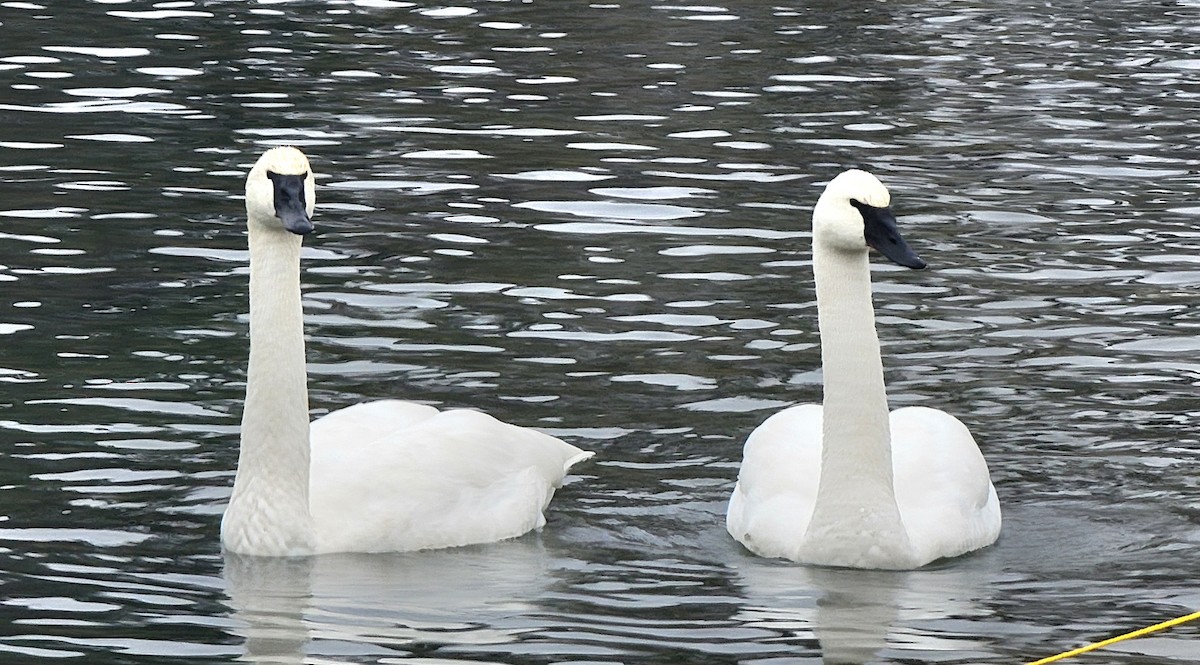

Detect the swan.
[
  {"left": 221, "top": 146, "right": 593, "bottom": 557},
  {"left": 726, "top": 169, "right": 1000, "bottom": 569}
]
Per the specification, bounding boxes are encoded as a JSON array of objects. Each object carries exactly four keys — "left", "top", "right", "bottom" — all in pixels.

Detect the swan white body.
[
  {"left": 221, "top": 147, "right": 592, "bottom": 557},
  {"left": 726, "top": 169, "right": 1000, "bottom": 569}
]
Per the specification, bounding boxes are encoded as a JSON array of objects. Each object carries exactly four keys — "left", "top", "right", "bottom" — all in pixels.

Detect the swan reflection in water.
[
  {"left": 222, "top": 538, "right": 555, "bottom": 663},
  {"left": 222, "top": 539, "right": 999, "bottom": 664},
  {"left": 734, "top": 557, "right": 999, "bottom": 664}
]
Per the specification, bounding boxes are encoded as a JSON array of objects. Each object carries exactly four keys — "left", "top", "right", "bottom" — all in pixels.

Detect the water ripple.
[{"left": 0, "top": 1, "right": 1197, "bottom": 662}]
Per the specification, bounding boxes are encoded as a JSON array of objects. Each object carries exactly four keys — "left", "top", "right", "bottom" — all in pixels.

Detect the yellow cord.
[{"left": 1026, "top": 609, "right": 1200, "bottom": 665}]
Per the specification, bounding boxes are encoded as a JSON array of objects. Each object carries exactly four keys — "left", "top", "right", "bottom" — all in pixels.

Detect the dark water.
[{"left": 1, "top": 0, "right": 1198, "bottom": 663}]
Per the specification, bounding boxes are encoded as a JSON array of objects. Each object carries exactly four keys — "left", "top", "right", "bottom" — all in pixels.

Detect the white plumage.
[
  {"left": 221, "top": 147, "right": 592, "bottom": 557},
  {"left": 727, "top": 169, "right": 1000, "bottom": 569}
]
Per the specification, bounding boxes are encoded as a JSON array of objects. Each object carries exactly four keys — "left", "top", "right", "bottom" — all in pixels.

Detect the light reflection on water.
[{"left": 1, "top": 0, "right": 1199, "bottom": 663}]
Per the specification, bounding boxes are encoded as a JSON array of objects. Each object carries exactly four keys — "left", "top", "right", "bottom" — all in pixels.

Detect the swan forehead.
[
  {"left": 256, "top": 146, "right": 311, "bottom": 176},
  {"left": 829, "top": 169, "right": 890, "bottom": 208}
]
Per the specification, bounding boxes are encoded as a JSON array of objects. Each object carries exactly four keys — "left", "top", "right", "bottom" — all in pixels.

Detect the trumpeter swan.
[
  {"left": 726, "top": 169, "right": 1000, "bottom": 569},
  {"left": 220, "top": 146, "right": 593, "bottom": 557}
]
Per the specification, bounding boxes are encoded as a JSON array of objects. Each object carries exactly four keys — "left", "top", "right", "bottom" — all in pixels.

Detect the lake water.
[{"left": 0, "top": 1, "right": 1198, "bottom": 663}]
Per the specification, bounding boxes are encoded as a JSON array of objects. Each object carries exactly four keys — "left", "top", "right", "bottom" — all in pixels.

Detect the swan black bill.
[
  {"left": 267, "top": 171, "right": 314, "bottom": 235},
  {"left": 852, "top": 200, "right": 926, "bottom": 270}
]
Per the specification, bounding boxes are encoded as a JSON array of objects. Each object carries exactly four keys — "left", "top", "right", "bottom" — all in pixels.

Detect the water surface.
[{"left": 1, "top": 1, "right": 1198, "bottom": 663}]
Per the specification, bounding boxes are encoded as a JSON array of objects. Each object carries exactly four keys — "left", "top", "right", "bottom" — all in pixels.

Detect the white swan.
[
  {"left": 221, "top": 146, "right": 593, "bottom": 557},
  {"left": 726, "top": 169, "right": 1000, "bottom": 570}
]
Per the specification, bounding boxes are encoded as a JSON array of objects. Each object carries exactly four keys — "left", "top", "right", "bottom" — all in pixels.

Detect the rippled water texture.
[{"left": 1, "top": 0, "right": 1198, "bottom": 663}]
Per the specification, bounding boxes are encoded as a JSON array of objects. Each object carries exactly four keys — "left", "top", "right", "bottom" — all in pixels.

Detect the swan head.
[
  {"left": 245, "top": 146, "right": 315, "bottom": 236},
  {"left": 812, "top": 169, "right": 925, "bottom": 269}
]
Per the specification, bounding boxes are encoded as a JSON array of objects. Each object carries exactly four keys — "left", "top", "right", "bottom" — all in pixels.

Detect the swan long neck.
[
  {"left": 223, "top": 222, "right": 314, "bottom": 555},
  {"left": 805, "top": 241, "right": 911, "bottom": 557}
]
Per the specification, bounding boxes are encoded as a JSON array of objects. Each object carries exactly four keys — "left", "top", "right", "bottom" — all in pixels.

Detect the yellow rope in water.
[{"left": 1026, "top": 609, "right": 1200, "bottom": 665}]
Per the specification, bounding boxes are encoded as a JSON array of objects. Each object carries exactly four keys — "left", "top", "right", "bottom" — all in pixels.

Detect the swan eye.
[{"left": 266, "top": 170, "right": 307, "bottom": 194}]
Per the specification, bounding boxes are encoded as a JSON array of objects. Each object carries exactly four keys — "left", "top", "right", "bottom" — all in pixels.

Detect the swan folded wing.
[
  {"left": 726, "top": 404, "right": 823, "bottom": 558},
  {"left": 308, "top": 405, "right": 591, "bottom": 554},
  {"left": 309, "top": 399, "right": 441, "bottom": 445},
  {"left": 889, "top": 406, "right": 1002, "bottom": 563}
]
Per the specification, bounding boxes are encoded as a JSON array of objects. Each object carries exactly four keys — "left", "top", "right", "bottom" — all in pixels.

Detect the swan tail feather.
[{"left": 562, "top": 449, "right": 595, "bottom": 476}]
